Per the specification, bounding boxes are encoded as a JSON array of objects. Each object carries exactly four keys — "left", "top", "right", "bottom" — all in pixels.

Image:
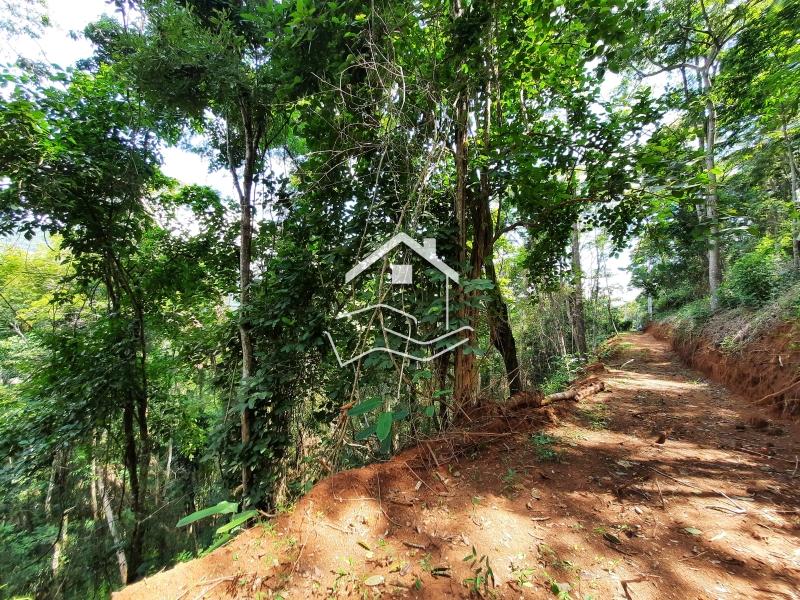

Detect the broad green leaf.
[
  {"left": 354, "top": 424, "right": 375, "bottom": 441},
  {"left": 215, "top": 510, "right": 259, "bottom": 535},
  {"left": 176, "top": 501, "right": 238, "bottom": 528},
  {"left": 392, "top": 407, "right": 409, "bottom": 421},
  {"left": 376, "top": 411, "right": 393, "bottom": 441},
  {"left": 348, "top": 397, "right": 382, "bottom": 417},
  {"left": 204, "top": 533, "right": 233, "bottom": 554}
]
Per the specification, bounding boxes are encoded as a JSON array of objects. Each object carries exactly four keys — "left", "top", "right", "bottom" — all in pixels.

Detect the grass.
[
  {"left": 530, "top": 432, "right": 561, "bottom": 461},
  {"left": 577, "top": 402, "right": 610, "bottom": 430},
  {"left": 594, "top": 338, "right": 632, "bottom": 362}
]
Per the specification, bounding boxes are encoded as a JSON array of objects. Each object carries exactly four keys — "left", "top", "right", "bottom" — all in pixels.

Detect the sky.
[{"left": 2, "top": 0, "right": 641, "bottom": 303}]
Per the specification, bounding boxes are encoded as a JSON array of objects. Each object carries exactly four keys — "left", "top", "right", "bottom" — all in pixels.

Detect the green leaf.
[
  {"left": 354, "top": 424, "right": 375, "bottom": 441},
  {"left": 376, "top": 411, "right": 393, "bottom": 441},
  {"left": 424, "top": 405, "right": 436, "bottom": 417},
  {"left": 348, "top": 397, "right": 382, "bottom": 416},
  {"left": 204, "top": 533, "right": 233, "bottom": 554},
  {"left": 392, "top": 407, "right": 409, "bottom": 421},
  {"left": 215, "top": 510, "right": 259, "bottom": 536},
  {"left": 177, "top": 501, "right": 238, "bottom": 527}
]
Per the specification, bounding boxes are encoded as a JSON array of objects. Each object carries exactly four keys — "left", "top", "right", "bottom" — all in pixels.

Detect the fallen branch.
[
  {"left": 173, "top": 576, "right": 235, "bottom": 600},
  {"left": 541, "top": 381, "right": 605, "bottom": 405},
  {"left": 754, "top": 378, "right": 800, "bottom": 405},
  {"left": 191, "top": 577, "right": 233, "bottom": 600},
  {"left": 731, "top": 446, "right": 795, "bottom": 464},
  {"left": 508, "top": 379, "right": 605, "bottom": 410}
]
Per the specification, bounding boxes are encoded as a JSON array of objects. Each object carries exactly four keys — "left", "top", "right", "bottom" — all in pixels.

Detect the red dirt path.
[{"left": 116, "top": 332, "right": 800, "bottom": 600}]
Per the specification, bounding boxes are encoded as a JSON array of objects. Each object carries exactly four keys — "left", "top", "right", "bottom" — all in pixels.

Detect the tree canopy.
[{"left": 0, "top": 0, "right": 797, "bottom": 596}]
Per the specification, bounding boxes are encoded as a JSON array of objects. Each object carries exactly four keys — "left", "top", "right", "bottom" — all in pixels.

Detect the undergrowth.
[
  {"left": 530, "top": 432, "right": 561, "bottom": 461},
  {"left": 577, "top": 402, "right": 610, "bottom": 430},
  {"left": 541, "top": 355, "right": 583, "bottom": 395},
  {"left": 662, "top": 282, "right": 800, "bottom": 352}
]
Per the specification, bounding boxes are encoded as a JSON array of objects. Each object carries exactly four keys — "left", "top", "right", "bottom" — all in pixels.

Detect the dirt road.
[{"left": 118, "top": 332, "right": 800, "bottom": 599}]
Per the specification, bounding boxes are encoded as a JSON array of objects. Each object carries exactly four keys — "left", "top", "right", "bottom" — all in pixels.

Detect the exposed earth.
[{"left": 117, "top": 332, "right": 800, "bottom": 600}]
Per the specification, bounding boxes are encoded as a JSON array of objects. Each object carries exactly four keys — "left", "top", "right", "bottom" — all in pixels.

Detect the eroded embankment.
[{"left": 649, "top": 318, "right": 800, "bottom": 417}]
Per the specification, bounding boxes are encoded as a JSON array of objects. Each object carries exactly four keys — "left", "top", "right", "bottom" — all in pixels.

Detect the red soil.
[
  {"left": 649, "top": 321, "right": 800, "bottom": 418},
  {"left": 115, "top": 332, "right": 800, "bottom": 600}
]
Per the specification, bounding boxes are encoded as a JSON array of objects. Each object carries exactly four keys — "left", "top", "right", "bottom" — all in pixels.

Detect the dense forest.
[{"left": 0, "top": 0, "right": 797, "bottom": 597}]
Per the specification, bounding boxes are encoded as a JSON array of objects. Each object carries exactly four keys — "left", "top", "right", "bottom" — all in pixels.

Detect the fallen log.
[
  {"left": 540, "top": 380, "right": 605, "bottom": 406},
  {"left": 507, "top": 378, "right": 605, "bottom": 410}
]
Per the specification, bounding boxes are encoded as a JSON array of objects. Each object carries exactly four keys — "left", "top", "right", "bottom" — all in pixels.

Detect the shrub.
[
  {"left": 720, "top": 247, "right": 778, "bottom": 308},
  {"left": 653, "top": 282, "right": 695, "bottom": 314},
  {"left": 541, "top": 354, "right": 581, "bottom": 395},
  {"left": 665, "top": 298, "right": 712, "bottom": 336}
]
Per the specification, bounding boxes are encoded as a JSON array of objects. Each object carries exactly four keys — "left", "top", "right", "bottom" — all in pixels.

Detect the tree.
[
  {"left": 94, "top": 0, "right": 304, "bottom": 501},
  {"left": 720, "top": 0, "right": 800, "bottom": 267},
  {"left": 636, "top": 0, "right": 770, "bottom": 309}
]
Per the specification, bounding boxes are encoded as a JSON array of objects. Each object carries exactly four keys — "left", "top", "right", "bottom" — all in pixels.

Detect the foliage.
[
  {"left": 530, "top": 433, "right": 561, "bottom": 462},
  {"left": 462, "top": 546, "right": 495, "bottom": 595},
  {"left": 1, "top": 0, "right": 795, "bottom": 596},
  {"left": 176, "top": 501, "right": 258, "bottom": 554},
  {"left": 541, "top": 355, "right": 583, "bottom": 396},
  {"left": 720, "top": 245, "right": 780, "bottom": 308}
]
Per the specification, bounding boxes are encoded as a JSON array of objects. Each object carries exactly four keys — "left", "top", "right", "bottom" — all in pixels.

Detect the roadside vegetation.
[{"left": 0, "top": 0, "right": 797, "bottom": 597}]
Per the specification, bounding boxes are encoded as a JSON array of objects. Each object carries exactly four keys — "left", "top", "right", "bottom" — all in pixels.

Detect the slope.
[{"left": 115, "top": 332, "right": 800, "bottom": 600}]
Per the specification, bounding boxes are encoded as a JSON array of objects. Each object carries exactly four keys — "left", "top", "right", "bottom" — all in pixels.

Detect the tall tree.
[
  {"left": 570, "top": 221, "right": 588, "bottom": 355},
  {"left": 97, "top": 0, "right": 296, "bottom": 500},
  {"left": 0, "top": 66, "right": 159, "bottom": 581},
  {"left": 636, "top": 0, "right": 769, "bottom": 309},
  {"left": 720, "top": 0, "right": 800, "bottom": 268}
]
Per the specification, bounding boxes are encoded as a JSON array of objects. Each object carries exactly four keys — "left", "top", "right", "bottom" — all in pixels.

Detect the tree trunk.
[
  {"left": 97, "top": 460, "right": 128, "bottom": 584},
  {"left": 128, "top": 307, "right": 150, "bottom": 584},
  {"left": 44, "top": 450, "right": 61, "bottom": 520},
  {"left": 232, "top": 109, "right": 258, "bottom": 501},
  {"left": 51, "top": 510, "right": 68, "bottom": 584},
  {"left": 550, "top": 292, "right": 568, "bottom": 357},
  {"left": 452, "top": 79, "right": 477, "bottom": 408},
  {"left": 164, "top": 438, "right": 173, "bottom": 498},
  {"left": 701, "top": 62, "right": 721, "bottom": 310},
  {"left": 122, "top": 397, "right": 143, "bottom": 583},
  {"left": 46, "top": 449, "right": 68, "bottom": 588},
  {"left": 680, "top": 64, "right": 707, "bottom": 226},
  {"left": 477, "top": 57, "right": 522, "bottom": 395},
  {"left": 186, "top": 462, "right": 199, "bottom": 554},
  {"left": 90, "top": 462, "right": 99, "bottom": 521},
  {"left": 485, "top": 255, "right": 522, "bottom": 394},
  {"left": 782, "top": 116, "right": 800, "bottom": 269},
  {"left": 570, "top": 222, "right": 587, "bottom": 355},
  {"left": 104, "top": 255, "right": 150, "bottom": 582}
]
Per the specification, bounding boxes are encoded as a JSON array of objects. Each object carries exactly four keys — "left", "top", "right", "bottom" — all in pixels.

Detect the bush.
[
  {"left": 665, "top": 298, "right": 712, "bottom": 335},
  {"left": 541, "top": 354, "right": 582, "bottom": 395},
  {"left": 653, "top": 282, "right": 695, "bottom": 314},
  {"left": 720, "top": 247, "right": 779, "bottom": 308}
]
